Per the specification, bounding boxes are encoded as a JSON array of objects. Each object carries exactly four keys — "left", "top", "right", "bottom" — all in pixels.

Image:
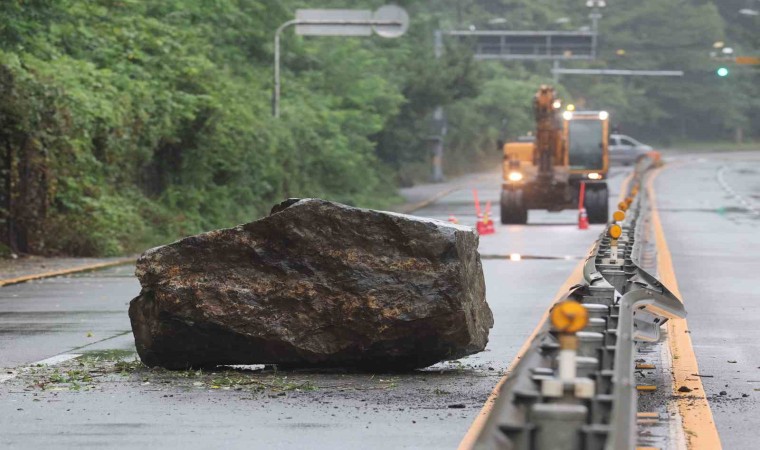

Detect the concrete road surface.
[{"left": 2, "top": 168, "right": 630, "bottom": 449}]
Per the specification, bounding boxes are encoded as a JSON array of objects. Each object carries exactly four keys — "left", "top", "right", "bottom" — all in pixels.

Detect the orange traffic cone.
[
  {"left": 578, "top": 208, "right": 589, "bottom": 230},
  {"left": 476, "top": 213, "right": 486, "bottom": 234},
  {"left": 484, "top": 201, "right": 495, "bottom": 234},
  {"left": 477, "top": 213, "right": 495, "bottom": 235},
  {"left": 577, "top": 181, "right": 589, "bottom": 230}
]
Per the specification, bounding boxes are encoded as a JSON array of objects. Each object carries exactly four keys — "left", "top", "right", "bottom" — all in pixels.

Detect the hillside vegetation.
[{"left": 0, "top": 0, "right": 756, "bottom": 255}]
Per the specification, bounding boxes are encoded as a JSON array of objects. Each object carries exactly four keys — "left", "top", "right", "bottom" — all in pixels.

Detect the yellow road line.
[
  {"left": 648, "top": 167, "right": 722, "bottom": 450},
  {"left": 0, "top": 258, "right": 135, "bottom": 287},
  {"left": 397, "top": 186, "right": 462, "bottom": 214},
  {"left": 618, "top": 170, "right": 635, "bottom": 203},
  {"left": 397, "top": 173, "right": 495, "bottom": 215}
]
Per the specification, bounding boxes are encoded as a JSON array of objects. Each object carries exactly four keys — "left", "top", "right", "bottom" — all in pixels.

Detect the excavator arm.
[{"left": 532, "top": 85, "right": 565, "bottom": 176}]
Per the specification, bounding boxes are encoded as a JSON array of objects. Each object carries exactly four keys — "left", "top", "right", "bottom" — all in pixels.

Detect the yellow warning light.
[
  {"left": 551, "top": 301, "right": 589, "bottom": 333},
  {"left": 613, "top": 210, "right": 625, "bottom": 222},
  {"left": 609, "top": 224, "right": 622, "bottom": 239},
  {"left": 566, "top": 104, "right": 576, "bottom": 111},
  {"left": 618, "top": 201, "right": 628, "bottom": 211}
]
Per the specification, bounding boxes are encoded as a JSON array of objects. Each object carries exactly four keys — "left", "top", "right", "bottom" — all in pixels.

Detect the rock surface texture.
[{"left": 129, "top": 198, "right": 493, "bottom": 370}]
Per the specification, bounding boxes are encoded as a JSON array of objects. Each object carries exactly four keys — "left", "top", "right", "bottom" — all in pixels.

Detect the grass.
[{"left": 18, "top": 351, "right": 430, "bottom": 396}]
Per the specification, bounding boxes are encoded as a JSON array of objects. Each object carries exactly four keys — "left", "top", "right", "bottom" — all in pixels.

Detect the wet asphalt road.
[
  {"left": 0, "top": 266, "right": 138, "bottom": 367},
  {"left": 2, "top": 166, "right": 629, "bottom": 449},
  {"left": 655, "top": 151, "right": 760, "bottom": 450}
]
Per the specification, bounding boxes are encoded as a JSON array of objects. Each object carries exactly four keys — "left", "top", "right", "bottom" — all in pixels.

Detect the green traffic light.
[{"left": 717, "top": 67, "right": 729, "bottom": 77}]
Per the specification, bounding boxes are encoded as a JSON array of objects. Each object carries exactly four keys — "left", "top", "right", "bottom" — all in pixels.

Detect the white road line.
[
  {"left": 716, "top": 165, "right": 760, "bottom": 217},
  {"left": 0, "top": 353, "right": 82, "bottom": 384}
]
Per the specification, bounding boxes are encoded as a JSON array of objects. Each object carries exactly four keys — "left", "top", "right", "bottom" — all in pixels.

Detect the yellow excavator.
[{"left": 500, "top": 85, "right": 609, "bottom": 224}]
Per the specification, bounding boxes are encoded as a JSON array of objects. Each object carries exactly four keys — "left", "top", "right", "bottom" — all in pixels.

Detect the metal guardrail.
[{"left": 469, "top": 159, "right": 687, "bottom": 450}]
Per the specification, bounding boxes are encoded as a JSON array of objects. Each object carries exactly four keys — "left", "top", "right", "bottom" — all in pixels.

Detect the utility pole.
[
  {"left": 430, "top": 30, "right": 446, "bottom": 183},
  {"left": 586, "top": 0, "right": 606, "bottom": 59}
]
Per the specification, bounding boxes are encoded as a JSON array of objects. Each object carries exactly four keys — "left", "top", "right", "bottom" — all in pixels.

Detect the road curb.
[{"left": 0, "top": 257, "right": 136, "bottom": 287}]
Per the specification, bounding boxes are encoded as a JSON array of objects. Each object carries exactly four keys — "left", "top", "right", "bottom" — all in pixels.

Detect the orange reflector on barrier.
[
  {"left": 618, "top": 201, "right": 628, "bottom": 211},
  {"left": 550, "top": 301, "right": 588, "bottom": 333},
  {"left": 613, "top": 210, "right": 625, "bottom": 222},
  {"left": 609, "top": 224, "right": 622, "bottom": 239}
]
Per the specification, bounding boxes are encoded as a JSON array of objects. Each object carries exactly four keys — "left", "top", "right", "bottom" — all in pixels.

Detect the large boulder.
[{"left": 129, "top": 198, "right": 493, "bottom": 370}]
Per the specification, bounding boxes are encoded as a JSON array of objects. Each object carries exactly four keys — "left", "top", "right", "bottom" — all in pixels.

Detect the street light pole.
[
  {"left": 273, "top": 19, "right": 298, "bottom": 118},
  {"left": 272, "top": 17, "right": 406, "bottom": 118}
]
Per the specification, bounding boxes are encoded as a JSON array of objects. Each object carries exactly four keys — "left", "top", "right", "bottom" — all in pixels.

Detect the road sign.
[
  {"left": 552, "top": 68, "right": 684, "bottom": 77},
  {"left": 373, "top": 5, "right": 410, "bottom": 39},
  {"left": 295, "top": 9, "right": 373, "bottom": 36},
  {"left": 735, "top": 56, "right": 760, "bottom": 65},
  {"left": 294, "top": 6, "right": 409, "bottom": 39},
  {"left": 446, "top": 31, "right": 595, "bottom": 61}
]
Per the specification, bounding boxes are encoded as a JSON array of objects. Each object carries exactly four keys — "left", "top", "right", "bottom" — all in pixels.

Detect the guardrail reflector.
[
  {"left": 609, "top": 224, "right": 622, "bottom": 239},
  {"left": 551, "top": 301, "right": 589, "bottom": 333}
]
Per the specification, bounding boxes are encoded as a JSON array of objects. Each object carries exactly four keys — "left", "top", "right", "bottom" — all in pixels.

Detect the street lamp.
[{"left": 272, "top": 6, "right": 409, "bottom": 118}]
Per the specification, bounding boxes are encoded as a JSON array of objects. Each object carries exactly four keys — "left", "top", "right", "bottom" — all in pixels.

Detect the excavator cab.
[
  {"left": 564, "top": 111, "right": 609, "bottom": 177},
  {"left": 563, "top": 110, "right": 610, "bottom": 222}
]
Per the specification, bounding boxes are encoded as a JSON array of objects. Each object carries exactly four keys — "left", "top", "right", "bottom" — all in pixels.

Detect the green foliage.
[
  {"left": 0, "top": 0, "right": 406, "bottom": 255},
  {"left": 0, "top": 0, "right": 755, "bottom": 255}
]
